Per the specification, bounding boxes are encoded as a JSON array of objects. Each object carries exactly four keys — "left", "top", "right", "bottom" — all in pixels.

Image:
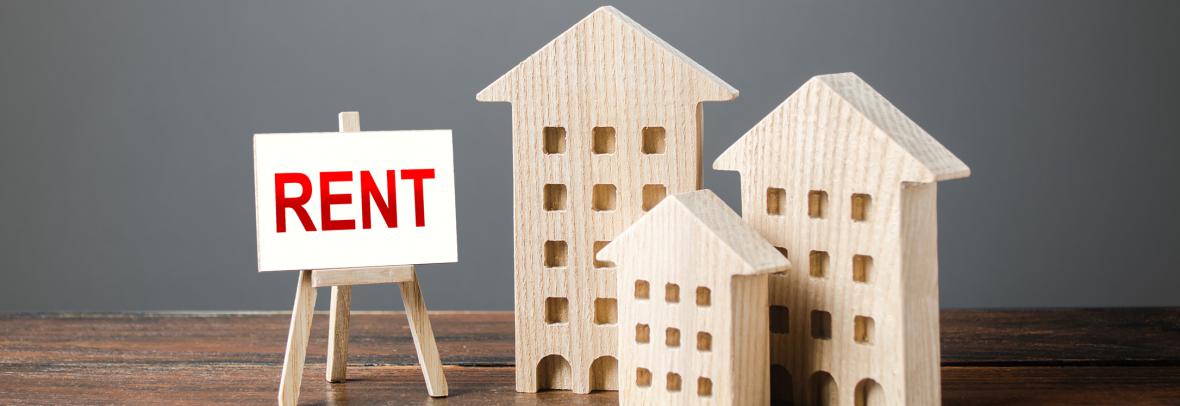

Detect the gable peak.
[
  {"left": 598, "top": 190, "right": 790, "bottom": 276},
  {"left": 714, "top": 72, "right": 969, "bottom": 183},
  {"left": 476, "top": 6, "right": 738, "bottom": 102}
]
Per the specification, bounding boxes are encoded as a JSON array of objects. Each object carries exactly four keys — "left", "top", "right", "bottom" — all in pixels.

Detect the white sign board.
[{"left": 253, "top": 130, "right": 457, "bottom": 272}]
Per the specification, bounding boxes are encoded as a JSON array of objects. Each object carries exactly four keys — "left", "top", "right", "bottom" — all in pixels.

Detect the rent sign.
[{"left": 253, "top": 130, "right": 457, "bottom": 272}]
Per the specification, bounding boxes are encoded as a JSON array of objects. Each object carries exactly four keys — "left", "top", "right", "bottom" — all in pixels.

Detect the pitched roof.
[
  {"left": 476, "top": 6, "right": 737, "bottom": 102},
  {"left": 598, "top": 190, "right": 791, "bottom": 276},
  {"left": 714, "top": 72, "right": 970, "bottom": 183}
]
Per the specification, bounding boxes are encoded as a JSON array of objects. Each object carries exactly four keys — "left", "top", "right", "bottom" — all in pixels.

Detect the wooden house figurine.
[
  {"left": 713, "top": 72, "right": 970, "bottom": 405},
  {"left": 477, "top": 6, "right": 738, "bottom": 393},
  {"left": 597, "top": 190, "right": 790, "bottom": 405}
]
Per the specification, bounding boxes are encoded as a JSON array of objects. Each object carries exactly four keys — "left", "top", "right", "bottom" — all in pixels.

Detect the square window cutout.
[
  {"left": 665, "top": 327, "right": 681, "bottom": 347},
  {"left": 808, "top": 190, "right": 828, "bottom": 218},
  {"left": 544, "top": 297, "right": 568, "bottom": 324},
  {"left": 770, "top": 305, "right": 790, "bottom": 334},
  {"left": 852, "top": 193, "right": 871, "bottom": 221},
  {"left": 811, "top": 310, "right": 832, "bottom": 339},
  {"left": 767, "top": 188, "right": 785, "bottom": 215},
  {"left": 642, "top": 184, "right": 667, "bottom": 211},
  {"left": 665, "top": 283, "right": 680, "bottom": 303},
  {"left": 544, "top": 241, "right": 567, "bottom": 268},
  {"left": 594, "top": 298, "right": 617, "bottom": 325},
  {"left": 696, "top": 332, "right": 712, "bottom": 352},
  {"left": 634, "top": 280, "right": 650, "bottom": 299},
  {"left": 636, "top": 368, "right": 652, "bottom": 387},
  {"left": 592, "top": 184, "right": 617, "bottom": 211},
  {"left": 592, "top": 127, "right": 616, "bottom": 154},
  {"left": 695, "top": 287, "right": 711, "bottom": 307},
  {"left": 543, "top": 184, "right": 566, "bottom": 211},
  {"left": 809, "top": 251, "right": 829, "bottom": 278},
  {"left": 853, "top": 255, "right": 873, "bottom": 283},
  {"left": 636, "top": 324, "right": 650, "bottom": 343},
  {"left": 543, "top": 127, "right": 565, "bottom": 154},
  {"left": 697, "top": 377, "right": 712, "bottom": 397},
  {"left": 666, "top": 373, "right": 682, "bottom": 392},
  {"left": 642, "top": 127, "right": 665, "bottom": 154},
  {"left": 855, "top": 315, "right": 875, "bottom": 344}
]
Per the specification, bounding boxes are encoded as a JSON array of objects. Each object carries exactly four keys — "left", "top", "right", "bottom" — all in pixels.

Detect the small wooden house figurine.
[
  {"left": 477, "top": 6, "right": 737, "bottom": 393},
  {"left": 597, "top": 190, "right": 791, "bottom": 405},
  {"left": 713, "top": 72, "right": 970, "bottom": 405}
]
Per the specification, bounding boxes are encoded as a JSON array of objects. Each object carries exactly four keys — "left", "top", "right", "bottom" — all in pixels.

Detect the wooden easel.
[{"left": 277, "top": 112, "right": 448, "bottom": 406}]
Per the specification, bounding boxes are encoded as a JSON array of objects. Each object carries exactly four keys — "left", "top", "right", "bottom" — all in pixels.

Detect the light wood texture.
[
  {"left": 338, "top": 110, "right": 360, "bottom": 133},
  {"left": 311, "top": 266, "right": 415, "bottom": 287},
  {"left": 276, "top": 112, "right": 448, "bottom": 402},
  {"left": 713, "top": 72, "right": 969, "bottom": 405},
  {"left": 2, "top": 309, "right": 1179, "bottom": 404},
  {"left": 326, "top": 285, "right": 351, "bottom": 383},
  {"left": 399, "top": 269, "right": 449, "bottom": 397},
  {"left": 477, "top": 6, "right": 737, "bottom": 393},
  {"left": 277, "top": 270, "right": 317, "bottom": 406},
  {"left": 323, "top": 111, "right": 361, "bottom": 384},
  {"left": 597, "top": 190, "right": 790, "bottom": 405}
]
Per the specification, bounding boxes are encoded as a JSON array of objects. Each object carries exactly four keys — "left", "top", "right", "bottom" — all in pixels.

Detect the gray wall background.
[{"left": 2, "top": 0, "right": 1178, "bottom": 311}]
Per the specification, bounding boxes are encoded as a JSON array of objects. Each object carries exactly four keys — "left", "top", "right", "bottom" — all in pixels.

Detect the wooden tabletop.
[{"left": 0, "top": 308, "right": 1177, "bottom": 405}]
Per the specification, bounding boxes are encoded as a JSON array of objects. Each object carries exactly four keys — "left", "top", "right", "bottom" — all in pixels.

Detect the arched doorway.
[
  {"left": 855, "top": 378, "right": 884, "bottom": 406},
  {"left": 809, "top": 371, "right": 837, "bottom": 406},
  {"left": 771, "top": 364, "right": 794, "bottom": 405},
  {"left": 537, "top": 354, "right": 572, "bottom": 391},
  {"left": 589, "top": 356, "right": 618, "bottom": 391}
]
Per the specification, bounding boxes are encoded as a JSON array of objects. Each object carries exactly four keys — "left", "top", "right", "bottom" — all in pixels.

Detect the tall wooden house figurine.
[
  {"left": 713, "top": 72, "right": 970, "bottom": 405},
  {"left": 597, "top": 190, "right": 791, "bottom": 405},
  {"left": 477, "top": 6, "right": 738, "bottom": 393}
]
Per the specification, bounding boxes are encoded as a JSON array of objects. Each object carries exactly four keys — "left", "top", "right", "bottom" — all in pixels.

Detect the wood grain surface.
[
  {"left": 714, "top": 72, "right": 972, "bottom": 405},
  {"left": 0, "top": 308, "right": 1177, "bottom": 405},
  {"left": 476, "top": 5, "right": 738, "bottom": 394}
]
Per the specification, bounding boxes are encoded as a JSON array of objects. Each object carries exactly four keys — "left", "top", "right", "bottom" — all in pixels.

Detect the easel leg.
[
  {"left": 399, "top": 269, "right": 449, "bottom": 397},
  {"left": 326, "top": 285, "right": 352, "bottom": 383},
  {"left": 278, "top": 270, "right": 317, "bottom": 406}
]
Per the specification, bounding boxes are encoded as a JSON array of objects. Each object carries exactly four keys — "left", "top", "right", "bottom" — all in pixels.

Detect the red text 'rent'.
[{"left": 274, "top": 169, "right": 436, "bottom": 232}]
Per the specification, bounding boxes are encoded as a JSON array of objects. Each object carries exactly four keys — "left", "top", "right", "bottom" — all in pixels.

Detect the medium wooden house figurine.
[
  {"left": 597, "top": 190, "right": 791, "bottom": 405},
  {"left": 714, "top": 72, "right": 969, "bottom": 405},
  {"left": 477, "top": 6, "right": 738, "bottom": 393}
]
